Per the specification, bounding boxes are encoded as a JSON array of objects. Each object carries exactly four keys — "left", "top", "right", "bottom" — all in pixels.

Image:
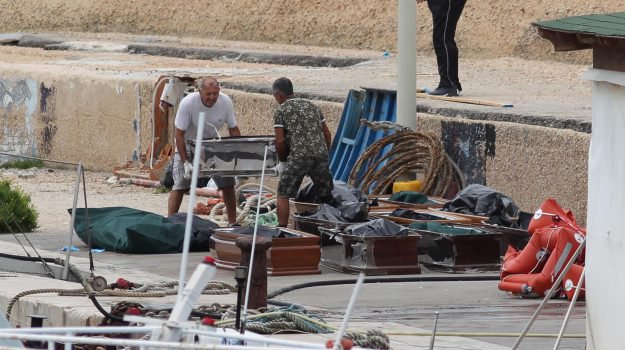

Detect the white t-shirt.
[{"left": 174, "top": 91, "right": 237, "bottom": 142}]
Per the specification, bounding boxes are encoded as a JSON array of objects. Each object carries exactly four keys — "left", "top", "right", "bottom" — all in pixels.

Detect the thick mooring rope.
[
  {"left": 5, "top": 280, "right": 237, "bottom": 320},
  {"left": 348, "top": 129, "right": 462, "bottom": 196},
  {"left": 345, "top": 329, "right": 391, "bottom": 350}
]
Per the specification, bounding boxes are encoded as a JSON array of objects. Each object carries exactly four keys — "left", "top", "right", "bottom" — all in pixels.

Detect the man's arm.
[
  {"left": 321, "top": 121, "right": 332, "bottom": 151},
  {"left": 174, "top": 128, "right": 188, "bottom": 162},
  {"left": 274, "top": 127, "right": 288, "bottom": 162},
  {"left": 228, "top": 126, "right": 241, "bottom": 137}
]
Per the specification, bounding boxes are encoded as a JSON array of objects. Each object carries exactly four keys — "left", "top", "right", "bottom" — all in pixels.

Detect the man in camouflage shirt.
[{"left": 272, "top": 77, "right": 334, "bottom": 227}]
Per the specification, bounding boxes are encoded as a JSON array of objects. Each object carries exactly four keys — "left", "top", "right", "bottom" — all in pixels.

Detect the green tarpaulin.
[{"left": 71, "top": 207, "right": 204, "bottom": 254}]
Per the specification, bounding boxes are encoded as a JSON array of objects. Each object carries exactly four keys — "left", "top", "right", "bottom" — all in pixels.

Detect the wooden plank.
[
  {"left": 113, "top": 169, "right": 151, "bottom": 180},
  {"left": 416, "top": 92, "right": 513, "bottom": 108}
]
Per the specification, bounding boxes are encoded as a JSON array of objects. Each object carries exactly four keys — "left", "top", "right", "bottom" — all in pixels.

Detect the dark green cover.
[
  {"left": 409, "top": 222, "right": 486, "bottom": 236},
  {"left": 389, "top": 191, "right": 430, "bottom": 204},
  {"left": 71, "top": 207, "right": 187, "bottom": 254}
]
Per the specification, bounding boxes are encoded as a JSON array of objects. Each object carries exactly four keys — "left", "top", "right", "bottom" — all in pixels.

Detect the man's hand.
[
  {"left": 183, "top": 161, "right": 193, "bottom": 180},
  {"left": 273, "top": 161, "right": 287, "bottom": 176}
]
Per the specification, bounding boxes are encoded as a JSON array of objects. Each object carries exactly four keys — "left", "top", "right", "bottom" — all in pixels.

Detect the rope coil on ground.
[
  {"left": 348, "top": 126, "right": 463, "bottom": 196},
  {"left": 345, "top": 329, "right": 391, "bottom": 350},
  {"left": 5, "top": 280, "right": 237, "bottom": 320},
  {"left": 217, "top": 306, "right": 333, "bottom": 335}
]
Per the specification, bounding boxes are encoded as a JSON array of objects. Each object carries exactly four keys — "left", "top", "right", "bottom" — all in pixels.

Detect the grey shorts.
[{"left": 172, "top": 154, "right": 235, "bottom": 191}]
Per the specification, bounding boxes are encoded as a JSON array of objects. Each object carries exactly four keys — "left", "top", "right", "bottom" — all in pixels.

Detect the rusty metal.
[{"left": 235, "top": 236, "right": 272, "bottom": 309}]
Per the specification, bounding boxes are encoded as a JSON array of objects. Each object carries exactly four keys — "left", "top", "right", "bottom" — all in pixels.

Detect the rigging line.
[
  {"left": 0, "top": 200, "right": 55, "bottom": 278},
  {"left": 80, "top": 166, "right": 95, "bottom": 274}
]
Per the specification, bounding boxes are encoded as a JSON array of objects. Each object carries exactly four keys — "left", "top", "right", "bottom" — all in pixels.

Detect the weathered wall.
[
  {"left": 0, "top": 72, "right": 343, "bottom": 171},
  {"left": 225, "top": 89, "right": 343, "bottom": 138},
  {"left": 0, "top": 70, "right": 146, "bottom": 169},
  {"left": 0, "top": 67, "right": 590, "bottom": 217},
  {"left": 417, "top": 115, "right": 590, "bottom": 221},
  {"left": 0, "top": 1, "right": 622, "bottom": 63}
]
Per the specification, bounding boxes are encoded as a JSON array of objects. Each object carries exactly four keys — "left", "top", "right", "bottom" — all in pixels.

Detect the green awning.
[{"left": 533, "top": 12, "right": 625, "bottom": 38}]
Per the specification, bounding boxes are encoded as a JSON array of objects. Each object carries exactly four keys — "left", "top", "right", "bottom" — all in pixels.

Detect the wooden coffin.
[
  {"left": 410, "top": 223, "right": 502, "bottom": 272},
  {"left": 210, "top": 227, "right": 321, "bottom": 276},
  {"left": 319, "top": 228, "right": 421, "bottom": 276}
]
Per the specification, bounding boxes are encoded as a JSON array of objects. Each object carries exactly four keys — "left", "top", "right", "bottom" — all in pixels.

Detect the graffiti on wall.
[
  {"left": 0, "top": 79, "right": 38, "bottom": 158},
  {"left": 441, "top": 120, "right": 496, "bottom": 185}
]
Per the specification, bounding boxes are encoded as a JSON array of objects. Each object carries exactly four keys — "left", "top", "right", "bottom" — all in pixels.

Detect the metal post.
[
  {"left": 234, "top": 266, "right": 248, "bottom": 331},
  {"left": 333, "top": 273, "right": 366, "bottom": 350},
  {"left": 63, "top": 162, "right": 82, "bottom": 280},
  {"left": 553, "top": 268, "right": 586, "bottom": 350},
  {"left": 511, "top": 238, "right": 586, "bottom": 350},
  {"left": 397, "top": 0, "right": 417, "bottom": 130},
  {"left": 429, "top": 311, "right": 439, "bottom": 350},
  {"left": 176, "top": 112, "right": 206, "bottom": 301}
]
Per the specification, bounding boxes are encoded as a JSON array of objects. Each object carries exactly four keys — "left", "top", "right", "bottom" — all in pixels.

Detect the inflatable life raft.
[{"left": 499, "top": 199, "right": 586, "bottom": 299}]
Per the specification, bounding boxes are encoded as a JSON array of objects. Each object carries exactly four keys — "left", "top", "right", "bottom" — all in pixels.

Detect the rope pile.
[
  {"left": 209, "top": 182, "right": 278, "bottom": 226},
  {"left": 218, "top": 305, "right": 333, "bottom": 335},
  {"left": 348, "top": 123, "right": 464, "bottom": 196},
  {"left": 5, "top": 280, "right": 237, "bottom": 320},
  {"left": 345, "top": 329, "right": 391, "bottom": 350}
]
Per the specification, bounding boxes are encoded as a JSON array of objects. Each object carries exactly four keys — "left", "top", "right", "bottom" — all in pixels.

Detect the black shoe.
[{"left": 428, "top": 86, "right": 459, "bottom": 97}]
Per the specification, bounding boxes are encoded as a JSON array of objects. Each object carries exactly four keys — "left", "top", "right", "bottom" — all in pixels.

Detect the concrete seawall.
[{"left": 0, "top": 67, "right": 589, "bottom": 218}]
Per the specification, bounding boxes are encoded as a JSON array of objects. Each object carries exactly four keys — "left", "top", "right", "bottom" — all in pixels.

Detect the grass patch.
[
  {"left": 0, "top": 179, "right": 38, "bottom": 233},
  {"left": 154, "top": 186, "right": 170, "bottom": 194},
  {"left": 0, "top": 159, "right": 45, "bottom": 170}
]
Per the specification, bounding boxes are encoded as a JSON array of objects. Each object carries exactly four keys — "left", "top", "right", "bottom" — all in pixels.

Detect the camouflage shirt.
[{"left": 274, "top": 98, "right": 328, "bottom": 161}]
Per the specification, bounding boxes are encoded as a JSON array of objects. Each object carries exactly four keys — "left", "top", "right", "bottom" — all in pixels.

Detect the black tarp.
[
  {"left": 167, "top": 212, "right": 220, "bottom": 250},
  {"left": 296, "top": 181, "right": 367, "bottom": 204},
  {"left": 298, "top": 182, "right": 368, "bottom": 222},
  {"left": 443, "top": 184, "right": 520, "bottom": 227},
  {"left": 344, "top": 218, "right": 410, "bottom": 237}
]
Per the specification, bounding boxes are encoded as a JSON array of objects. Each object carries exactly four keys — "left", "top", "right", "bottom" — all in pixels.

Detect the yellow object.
[{"left": 392, "top": 179, "right": 423, "bottom": 193}]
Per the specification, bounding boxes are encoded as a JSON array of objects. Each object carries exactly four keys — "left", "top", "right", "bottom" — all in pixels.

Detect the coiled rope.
[
  {"left": 209, "top": 182, "right": 278, "bottom": 226},
  {"left": 345, "top": 329, "right": 391, "bottom": 350},
  {"left": 5, "top": 280, "right": 237, "bottom": 320},
  {"left": 348, "top": 127, "right": 463, "bottom": 196},
  {"left": 217, "top": 305, "right": 333, "bottom": 335}
]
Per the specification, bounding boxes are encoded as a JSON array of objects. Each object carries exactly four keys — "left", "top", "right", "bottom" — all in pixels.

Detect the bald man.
[{"left": 168, "top": 78, "right": 241, "bottom": 225}]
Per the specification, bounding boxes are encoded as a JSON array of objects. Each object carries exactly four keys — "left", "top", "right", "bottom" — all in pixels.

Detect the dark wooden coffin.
[
  {"left": 410, "top": 223, "right": 502, "bottom": 272},
  {"left": 210, "top": 227, "right": 321, "bottom": 276},
  {"left": 319, "top": 228, "right": 421, "bottom": 275}
]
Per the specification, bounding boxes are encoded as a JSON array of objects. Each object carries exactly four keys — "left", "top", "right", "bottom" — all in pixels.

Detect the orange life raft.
[{"left": 499, "top": 199, "right": 586, "bottom": 299}]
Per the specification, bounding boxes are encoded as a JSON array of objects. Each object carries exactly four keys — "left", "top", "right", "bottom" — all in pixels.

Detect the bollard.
[
  {"left": 236, "top": 236, "right": 272, "bottom": 310},
  {"left": 27, "top": 315, "right": 48, "bottom": 348}
]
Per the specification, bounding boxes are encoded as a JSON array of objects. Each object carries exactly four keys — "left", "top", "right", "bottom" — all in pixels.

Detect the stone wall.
[
  {"left": 0, "top": 68, "right": 590, "bottom": 218},
  {"left": 417, "top": 115, "right": 589, "bottom": 221},
  {"left": 0, "top": 1, "right": 622, "bottom": 63}
]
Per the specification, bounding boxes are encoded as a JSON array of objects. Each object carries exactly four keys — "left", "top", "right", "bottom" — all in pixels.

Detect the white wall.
[{"left": 584, "top": 69, "right": 625, "bottom": 350}]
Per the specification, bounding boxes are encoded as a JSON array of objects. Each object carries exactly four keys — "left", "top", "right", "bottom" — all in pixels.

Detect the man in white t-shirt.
[{"left": 167, "top": 77, "right": 241, "bottom": 226}]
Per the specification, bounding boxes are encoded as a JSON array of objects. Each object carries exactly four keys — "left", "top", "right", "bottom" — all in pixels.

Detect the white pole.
[
  {"left": 397, "top": 0, "right": 417, "bottom": 130},
  {"left": 63, "top": 162, "right": 82, "bottom": 280},
  {"left": 177, "top": 112, "right": 206, "bottom": 301},
  {"left": 333, "top": 273, "right": 365, "bottom": 350}
]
